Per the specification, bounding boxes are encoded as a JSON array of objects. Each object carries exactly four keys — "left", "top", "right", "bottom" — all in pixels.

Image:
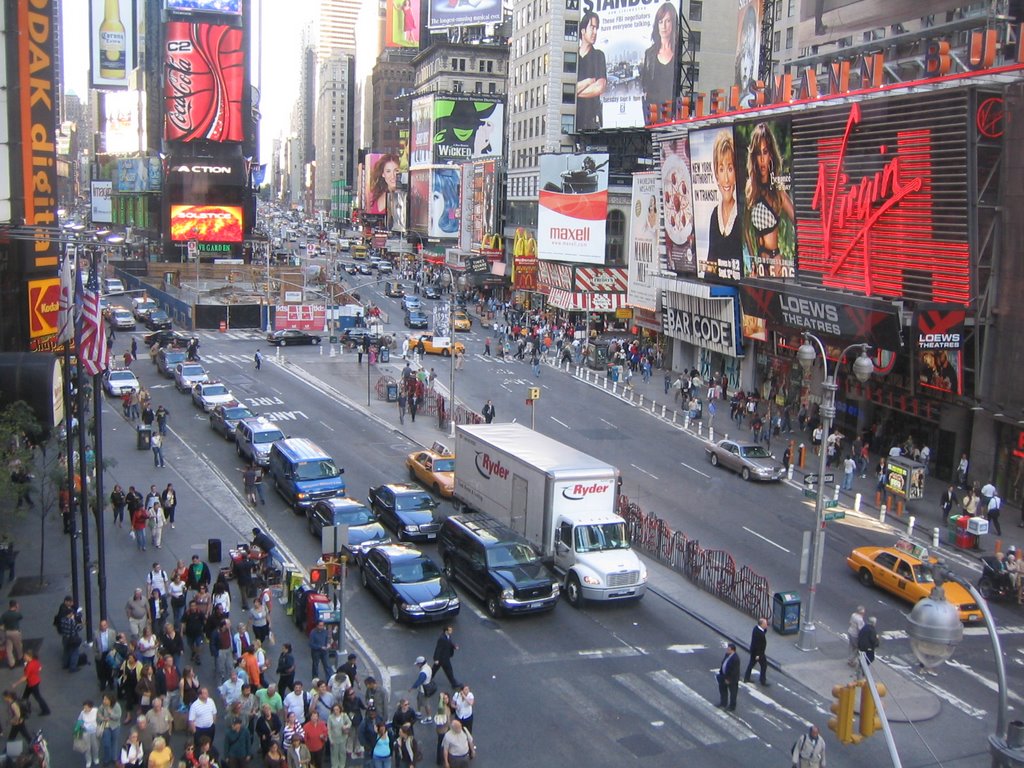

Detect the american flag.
[
  {"left": 79, "top": 265, "right": 109, "bottom": 376},
  {"left": 56, "top": 247, "right": 77, "bottom": 345}
]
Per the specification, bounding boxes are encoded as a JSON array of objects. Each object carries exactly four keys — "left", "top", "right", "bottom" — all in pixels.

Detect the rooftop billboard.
[
  {"left": 538, "top": 153, "right": 609, "bottom": 264},
  {"left": 386, "top": 0, "right": 420, "bottom": 48},
  {"left": 90, "top": 0, "right": 137, "bottom": 90},
  {"left": 427, "top": 0, "right": 501, "bottom": 30}
]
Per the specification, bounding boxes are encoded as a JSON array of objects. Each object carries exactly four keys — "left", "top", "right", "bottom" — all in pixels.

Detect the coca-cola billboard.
[{"left": 164, "top": 21, "right": 244, "bottom": 143}]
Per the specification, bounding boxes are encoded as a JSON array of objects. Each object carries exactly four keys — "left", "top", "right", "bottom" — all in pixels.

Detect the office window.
[
  {"left": 774, "top": 30, "right": 781, "bottom": 52},
  {"left": 566, "top": 0, "right": 578, "bottom": 9},
  {"left": 489, "top": 82, "right": 497, "bottom": 94},
  {"left": 689, "top": 30, "right": 701, "bottom": 52},
  {"left": 479, "top": 60, "right": 486, "bottom": 72},
  {"left": 475, "top": 81, "right": 483, "bottom": 93},
  {"left": 688, "top": 0, "right": 702, "bottom": 21},
  {"left": 606, "top": 210, "right": 626, "bottom": 264},
  {"left": 787, "top": 0, "right": 795, "bottom": 15},
  {"left": 786, "top": 26, "right": 794, "bottom": 49},
  {"left": 453, "top": 81, "right": 463, "bottom": 92},
  {"left": 563, "top": 51, "right": 577, "bottom": 74},
  {"left": 562, "top": 83, "right": 575, "bottom": 104},
  {"left": 564, "top": 20, "right": 577, "bottom": 40}
]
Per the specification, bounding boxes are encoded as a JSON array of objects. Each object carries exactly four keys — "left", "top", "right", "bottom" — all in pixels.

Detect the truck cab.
[{"left": 554, "top": 513, "right": 647, "bottom": 606}]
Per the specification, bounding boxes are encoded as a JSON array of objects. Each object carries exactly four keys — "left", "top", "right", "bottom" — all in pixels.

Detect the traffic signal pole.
[{"left": 859, "top": 653, "right": 901, "bottom": 767}]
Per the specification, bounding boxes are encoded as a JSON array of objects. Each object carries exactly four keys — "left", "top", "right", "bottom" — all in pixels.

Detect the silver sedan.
[{"left": 705, "top": 439, "right": 786, "bottom": 482}]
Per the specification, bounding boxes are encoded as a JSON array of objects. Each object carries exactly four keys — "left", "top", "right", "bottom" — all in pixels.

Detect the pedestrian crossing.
[
  {"left": 543, "top": 667, "right": 791, "bottom": 759},
  {"left": 197, "top": 330, "right": 262, "bottom": 342}
]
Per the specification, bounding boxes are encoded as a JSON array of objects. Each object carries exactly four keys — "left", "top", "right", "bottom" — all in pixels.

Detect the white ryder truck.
[{"left": 454, "top": 423, "right": 647, "bottom": 607}]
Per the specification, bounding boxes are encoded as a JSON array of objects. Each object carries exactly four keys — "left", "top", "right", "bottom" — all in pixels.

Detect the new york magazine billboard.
[
  {"left": 164, "top": 21, "right": 245, "bottom": 143},
  {"left": 627, "top": 172, "right": 658, "bottom": 311},
  {"left": 538, "top": 153, "right": 608, "bottom": 264},
  {"left": 576, "top": 0, "right": 683, "bottom": 130},
  {"left": 428, "top": 0, "right": 501, "bottom": 29},
  {"left": 690, "top": 128, "right": 742, "bottom": 282}
]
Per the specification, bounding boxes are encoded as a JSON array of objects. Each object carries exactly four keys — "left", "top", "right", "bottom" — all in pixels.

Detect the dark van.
[
  {"left": 268, "top": 438, "right": 346, "bottom": 511},
  {"left": 438, "top": 514, "right": 559, "bottom": 618}
]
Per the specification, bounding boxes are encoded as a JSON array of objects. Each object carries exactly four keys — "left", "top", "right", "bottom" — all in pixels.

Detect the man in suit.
[
  {"left": 717, "top": 643, "right": 741, "bottom": 711},
  {"left": 743, "top": 617, "right": 769, "bottom": 686},
  {"left": 94, "top": 619, "right": 119, "bottom": 691},
  {"left": 432, "top": 625, "right": 459, "bottom": 688}
]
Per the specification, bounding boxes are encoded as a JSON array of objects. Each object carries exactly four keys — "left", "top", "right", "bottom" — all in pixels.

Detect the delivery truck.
[{"left": 454, "top": 423, "right": 647, "bottom": 607}]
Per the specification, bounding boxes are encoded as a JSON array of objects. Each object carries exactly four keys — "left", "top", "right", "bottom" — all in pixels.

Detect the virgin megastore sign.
[{"left": 661, "top": 293, "right": 739, "bottom": 356}]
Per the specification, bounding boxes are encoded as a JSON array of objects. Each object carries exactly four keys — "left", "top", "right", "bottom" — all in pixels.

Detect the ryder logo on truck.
[
  {"left": 562, "top": 482, "right": 611, "bottom": 501},
  {"left": 474, "top": 452, "right": 510, "bottom": 481}
]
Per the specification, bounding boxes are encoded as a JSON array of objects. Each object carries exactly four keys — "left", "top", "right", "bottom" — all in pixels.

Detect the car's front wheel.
[
  {"left": 741, "top": 467, "right": 751, "bottom": 481},
  {"left": 565, "top": 574, "right": 584, "bottom": 608},
  {"left": 858, "top": 568, "right": 874, "bottom": 587},
  {"left": 391, "top": 601, "right": 402, "bottom": 622},
  {"left": 486, "top": 594, "right": 503, "bottom": 618}
]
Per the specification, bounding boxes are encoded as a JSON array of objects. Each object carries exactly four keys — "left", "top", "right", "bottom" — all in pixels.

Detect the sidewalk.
[
  {"left": 272, "top": 347, "right": 956, "bottom": 724},
  {"left": 2, "top": 395, "right": 383, "bottom": 766}
]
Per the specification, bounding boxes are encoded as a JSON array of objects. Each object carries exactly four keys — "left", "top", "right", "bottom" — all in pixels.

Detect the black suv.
[{"left": 438, "top": 514, "right": 559, "bottom": 618}]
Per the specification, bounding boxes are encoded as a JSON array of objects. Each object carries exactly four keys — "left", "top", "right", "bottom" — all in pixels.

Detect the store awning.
[{"left": 548, "top": 289, "right": 627, "bottom": 312}]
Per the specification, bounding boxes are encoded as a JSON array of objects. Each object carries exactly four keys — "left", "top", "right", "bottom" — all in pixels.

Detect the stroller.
[{"left": 3, "top": 730, "right": 48, "bottom": 768}]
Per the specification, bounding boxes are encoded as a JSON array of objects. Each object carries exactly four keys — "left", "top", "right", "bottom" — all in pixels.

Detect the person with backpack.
[
  {"left": 254, "top": 349, "right": 263, "bottom": 371},
  {"left": 791, "top": 724, "right": 826, "bottom": 767},
  {"left": 410, "top": 656, "right": 435, "bottom": 721}
]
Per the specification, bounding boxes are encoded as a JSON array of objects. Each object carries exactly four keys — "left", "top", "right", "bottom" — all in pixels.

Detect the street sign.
[
  {"left": 824, "top": 499, "right": 839, "bottom": 509},
  {"left": 804, "top": 489, "right": 817, "bottom": 499},
  {"left": 187, "top": 239, "right": 198, "bottom": 257},
  {"left": 823, "top": 473, "right": 835, "bottom": 484},
  {"left": 824, "top": 510, "right": 846, "bottom": 521},
  {"left": 804, "top": 474, "right": 818, "bottom": 486}
]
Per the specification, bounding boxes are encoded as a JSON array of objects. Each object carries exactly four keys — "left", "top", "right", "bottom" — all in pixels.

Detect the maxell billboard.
[
  {"left": 164, "top": 21, "right": 245, "bottom": 143},
  {"left": 538, "top": 153, "right": 609, "bottom": 265},
  {"left": 576, "top": 0, "right": 683, "bottom": 129}
]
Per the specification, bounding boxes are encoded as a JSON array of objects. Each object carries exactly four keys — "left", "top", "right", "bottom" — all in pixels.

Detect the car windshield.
[
  {"left": 432, "top": 459, "right": 455, "bottom": 472},
  {"left": 224, "top": 407, "right": 253, "bottom": 419},
  {"left": 110, "top": 372, "right": 135, "bottom": 382},
  {"left": 165, "top": 351, "right": 186, "bottom": 362},
  {"left": 295, "top": 459, "right": 341, "bottom": 480},
  {"left": 114, "top": 310, "right": 131, "bottom": 318},
  {"left": 739, "top": 445, "right": 772, "bottom": 459},
  {"left": 574, "top": 522, "right": 631, "bottom": 553},
  {"left": 204, "top": 385, "right": 229, "bottom": 396},
  {"left": 488, "top": 543, "right": 540, "bottom": 567},
  {"left": 335, "top": 508, "right": 373, "bottom": 525},
  {"left": 391, "top": 559, "right": 441, "bottom": 584},
  {"left": 913, "top": 563, "right": 935, "bottom": 584},
  {"left": 395, "top": 493, "right": 436, "bottom": 511},
  {"left": 182, "top": 366, "right": 204, "bottom": 376},
  {"left": 253, "top": 429, "right": 284, "bottom": 444}
]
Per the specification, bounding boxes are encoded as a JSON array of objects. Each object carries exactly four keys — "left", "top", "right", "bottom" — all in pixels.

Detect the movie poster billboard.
[
  {"left": 390, "top": 187, "right": 408, "bottom": 233},
  {"left": 575, "top": 0, "right": 683, "bottom": 130},
  {"left": 410, "top": 96, "right": 434, "bottom": 167},
  {"left": 690, "top": 128, "right": 742, "bottom": 282},
  {"left": 90, "top": 0, "right": 136, "bottom": 90},
  {"left": 364, "top": 153, "right": 400, "bottom": 216},
  {"left": 659, "top": 138, "right": 695, "bottom": 274},
  {"left": 386, "top": 0, "right": 420, "bottom": 48},
  {"left": 470, "top": 160, "right": 497, "bottom": 248},
  {"left": 538, "top": 153, "right": 609, "bottom": 265},
  {"left": 102, "top": 90, "right": 144, "bottom": 154},
  {"left": 169, "top": 204, "right": 244, "bottom": 242},
  {"left": 627, "top": 173, "right": 658, "bottom": 312},
  {"left": 429, "top": 167, "right": 461, "bottom": 240},
  {"left": 735, "top": 0, "right": 762, "bottom": 107},
  {"left": 164, "top": 22, "right": 245, "bottom": 143},
  {"left": 460, "top": 164, "right": 474, "bottom": 251},
  {"left": 432, "top": 98, "right": 504, "bottom": 164},
  {"left": 914, "top": 304, "right": 966, "bottom": 395},
  {"left": 428, "top": 0, "right": 501, "bottom": 30},
  {"left": 735, "top": 119, "right": 795, "bottom": 279},
  {"left": 408, "top": 169, "right": 432, "bottom": 233}
]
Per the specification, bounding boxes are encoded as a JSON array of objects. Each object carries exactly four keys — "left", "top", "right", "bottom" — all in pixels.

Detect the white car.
[
  {"left": 174, "top": 363, "right": 209, "bottom": 392},
  {"left": 103, "top": 278, "right": 126, "bottom": 294},
  {"left": 102, "top": 369, "right": 140, "bottom": 397},
  {"left": 191, "top": 381, "right": 236, "bottom": 412}
]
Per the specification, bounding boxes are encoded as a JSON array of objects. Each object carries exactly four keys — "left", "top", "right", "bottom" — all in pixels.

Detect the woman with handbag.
[
  {"left": 327, "top": 702, "right": 352, "bottom": 768},
  {"left": 118, "top": 653, "right": 144, "bottom": 724},
  {"left": 98, "top": 692, "right": 122, "bottom": 767},
  {"left": 135, "top": 664, "right": 158, "bottom": 715},
  {"left": 75, "top": 699, "right": 101, "bottom": 767},
  {"left": 433, "top": 690, "right": 452, "bottom": 766}
]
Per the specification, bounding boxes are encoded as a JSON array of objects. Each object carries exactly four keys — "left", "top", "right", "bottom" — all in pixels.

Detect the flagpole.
[
  {"left": 62, "top": 341, "right": 80, "bottom": 607},
  {"left": 75, "top": 278, "right": 94, "bottom": 645}
]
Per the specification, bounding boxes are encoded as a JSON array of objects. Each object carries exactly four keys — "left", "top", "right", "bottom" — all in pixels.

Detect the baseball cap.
[{"left": 415, "top": 656, "right": 425, "bottom": 665}]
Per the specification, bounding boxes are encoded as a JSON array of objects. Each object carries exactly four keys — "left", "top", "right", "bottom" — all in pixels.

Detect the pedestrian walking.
[
  {"left": 309, "top": 620, "right": 333, "bottom": 680},
  {"left": 131, "top": 337, "right": 138, "bottom": 360},
  {"left": 76, "top": 698, "right": 101, "bottom": 767},
  {"left": 15, "top": 648, "right": 51, "bottom": 715},
  {"left": 409, "top": 391, "right": 418, "bottom": 423},
  {"left": 188, "top": 686, "right": 218, "bottom": 748},
  {"left": 743, "top": 618, "right": 769, "bottom": 686},
  {"left": 254, "top": 349, "right": 263, "bottom": 371},
  {"left": 484, "top": 337, "right": 491, "bottom": 356},
  {"left": 160, "top": 483, "right": 177, "bottom": 528},
  {"left": 151, "top": 432, "right": 165, "bottom": 468},
  {"left": 410, "top": 656, "right": 435, "bottom": 721},
  {"left": 155, "top": 405, "right": 169, "bottom": 435},
  {"left": 842, "top": 454, "right": 856, "bottom": 491},
  {"left": 455, "top": 348, "right": 465, "bottom": 370},
  {"left": 481, "top": 400, "right": 495, "bottom": 424},
  {"left": 856, "top": 616, "right": 879, "bottom": 672},
  {"left": 1, "top": 600, "right": 23, "bottom": 669},
  {"left": 941, "top": 485, "right": 956, "bottom": 520},
  {"left": 847, "top": 605, "right": 865, "bottom": 666},
  {"left": 452, "top": 683, "right": 474, "bottom": 733},
  {"left": 716, "top": 643, "right": 741, "bottom": 711},
  {"left": 432, "top": 625, "right": 459, "bottom": 688},
  {"left": 94, "top": 618, "right": 117, "bottom": 691},
  {"left": 530, "top": 349, "right": 541, "bottom": 377},
  {"left": 149, "top": 502, "right": 166, "bottom": 548},
  {"left": 397, "top": 389, "right": 407, "bottom": 425},
  {"left": 957, "top": 453, "right": 969, "bottom": 489},
  {"left": 791, "top": 724, "right": 827, "bottom": 768},
  {"left": 441, "top": 718, "right": 475, "bottom": 767},
  {"left": 126, "top": 589, "right": 149, "bottom": 640},
  {"left": 276, "top": 643, "right": 296, "bottom": 693},
  {"left": 4, "top": 689, "right": 29, "bottom": 745},
  {"left": 242, "top": 464, "right": 258, "bottom": 505},
  {"left": 988, "top": 492, "right": 1003, "bottom": 536}
]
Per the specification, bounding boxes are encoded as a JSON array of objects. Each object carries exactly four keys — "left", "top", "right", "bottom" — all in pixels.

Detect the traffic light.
[
  {"left": 309, "top": 566, "right": 328, "bottom": 591},
  {"left": 528, "top": 387, "right": 540, "bottom": 401},
  {"left": 858, "top": 681, "right": 887, "bottom": 739},
  {"left": 828, "top": 683, "right": 861, "bottom": 744}
]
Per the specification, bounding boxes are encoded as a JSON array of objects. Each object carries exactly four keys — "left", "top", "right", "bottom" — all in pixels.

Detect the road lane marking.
[
  {"left": 650, "top": 669, "right": 756, "bottom": 740},
  {"left": 667, "top": 644, "right": 706, "bottom": 654},
  {"left": 319, "top": 420, "right": 335, "bottom": 432},
  {"left": 743, "top": 526, "right": 790, "bottom": 553},
  {"left": 600, "top": 418, "right": 616, "bottom": 428},
  {"left": 680, "top": 461, "right": 711, "bottom": 478},
  {"left": 885, "top": 657, "right": 987, "bottom": 719},
  {"left": 617, "top": 672, "right": 723, "bottom": 745},
  {"left": 514, "top": 647, "right": 646, "bottom": 664},
  {"left": 550, "top": 416, "right": 571, "bottom": 429},
  {"left": 945, "top": 658, "right": 1024, "bottom": 705},
  {"left": 630, "top": 463, "right": 659, "bottom": 480}
]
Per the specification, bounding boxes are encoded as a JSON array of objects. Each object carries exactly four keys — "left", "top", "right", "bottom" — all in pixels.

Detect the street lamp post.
[
  {"left": 795, "top": 333, "right": 874, "bottom": 652},
  {"left": 908, "top": 572, "right": 1024, "bottom": 766}
]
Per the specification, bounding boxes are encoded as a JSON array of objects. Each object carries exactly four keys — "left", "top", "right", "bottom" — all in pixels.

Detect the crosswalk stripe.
[
  {"left": 648, "top": 669, "right": 757, "bottom": 741},
  {"left": 611, "top": 673, "right": 706, "bottom": 747}
]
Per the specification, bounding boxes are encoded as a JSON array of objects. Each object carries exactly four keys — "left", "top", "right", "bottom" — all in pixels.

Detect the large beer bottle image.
[{"left": 99, "top": 0, "right": 126, "bottom": 80}]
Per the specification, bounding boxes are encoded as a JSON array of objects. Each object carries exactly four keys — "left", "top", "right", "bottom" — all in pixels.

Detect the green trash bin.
[{"left": 772, "top": 591, "right": 801, "bottom": 635}]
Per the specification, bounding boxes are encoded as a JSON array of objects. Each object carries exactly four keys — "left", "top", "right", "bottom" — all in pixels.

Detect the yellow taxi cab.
[
  {"left": 846, "top": 539, "right": 982, "bottom": 623},
  {"left": 408, "top": 333, "right": 465, "bottom": 357},
  {"left": 406, "top": 441, "right": 455, "bottom": 498},
  {"left": 452, "top": 310, "right": 472, "bottom": 331}
]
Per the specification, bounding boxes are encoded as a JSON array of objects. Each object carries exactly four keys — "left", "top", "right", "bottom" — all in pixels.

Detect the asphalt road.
[{"left": 105, "top": 276, "right": 1013, "bottom": 766}]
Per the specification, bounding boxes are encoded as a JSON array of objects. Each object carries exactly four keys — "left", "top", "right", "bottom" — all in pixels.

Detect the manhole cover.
[
  {"left": 617, "top": 732, "right": 663, "bottom": 757},
  {"left": 8, "top": 577, "right": 51, "bottom": 597}
]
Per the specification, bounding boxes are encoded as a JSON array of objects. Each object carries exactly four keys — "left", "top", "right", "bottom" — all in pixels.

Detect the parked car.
[
  {"left": 209, "top": 403, "right": 255, "bottom": 440},
  {"left": 191, "top": 381, "right": 236, "bottom": 412},
  {"left": 108, "top": 308, "right": 136, "bottom": 330},
  {"left": 102, "top": 369, "right": 140, "bottom": 397},
  {"left": 359, "top": 544, "right": 460, "bottom": 623},
  {"left": 404, "top": 310, "right": 428, "bottom": 329},
  {"left": 156, "top": 347, "right": 188, "bottom": 378},
  {"left": 406, "top": 443, "right": 455, "bottom": 497},
  {"left": 234, "top": 417, "right": 285, "bottom": 467},
  {"left": 266, "top": 329, "right": 322, "bottom": 346},
  {"left": 367, "top": 483, "right": 441, "bottom": 542},
  {"left": 174, "top": 363, "right": 209, "bottom": 392},
  {"left": 705, "top": 439, "right": 786, "bottom": 482},
  {"left": 306, "top": 498, "right": 390, "bottom": 559},
  {"left": 144, "top": 310, "right": 173, "bottom": 331}
]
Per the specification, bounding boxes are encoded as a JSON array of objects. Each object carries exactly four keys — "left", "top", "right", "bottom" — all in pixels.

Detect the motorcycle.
[
  {"left": 977, "top": 555, "right": 1018, "bottom": 601},
  {"left": 4, "top": 730, "right": 49, "bottom": 768}
]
